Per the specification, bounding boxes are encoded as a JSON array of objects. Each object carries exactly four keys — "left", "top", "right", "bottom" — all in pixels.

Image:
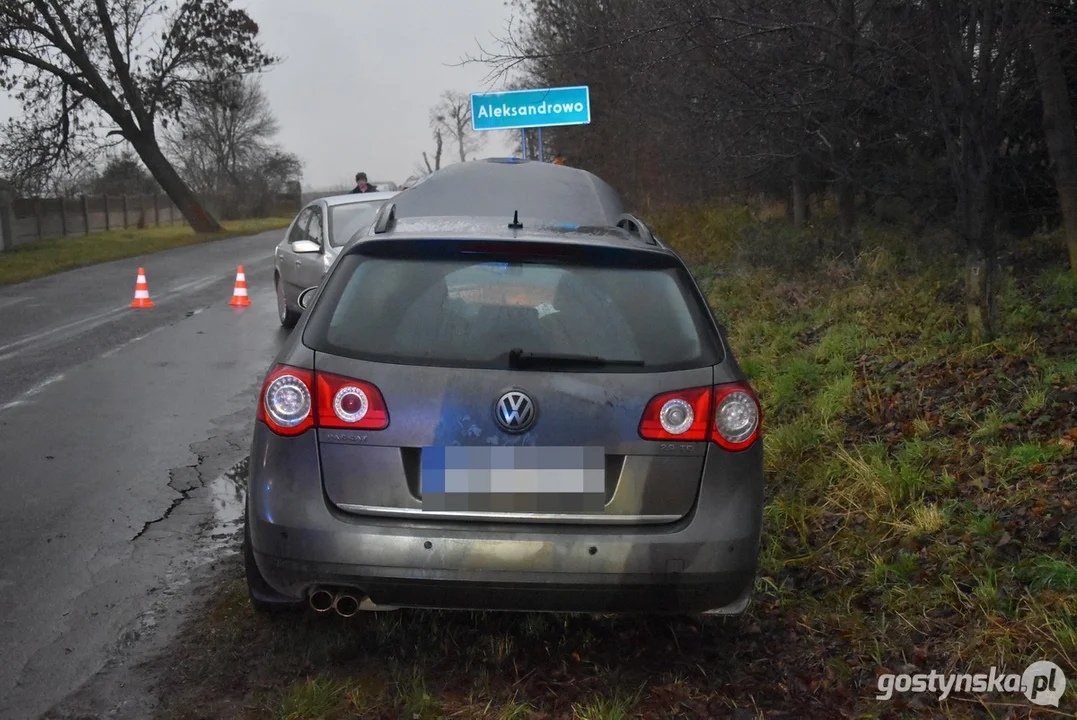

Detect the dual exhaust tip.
[{"left": 308, "top": 587, "right": 362, "bottom": 617}]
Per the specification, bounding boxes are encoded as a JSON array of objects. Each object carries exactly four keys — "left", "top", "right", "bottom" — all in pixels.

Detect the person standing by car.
[{"left": 351, "top": 172, "right": 378, "bottom": 193}]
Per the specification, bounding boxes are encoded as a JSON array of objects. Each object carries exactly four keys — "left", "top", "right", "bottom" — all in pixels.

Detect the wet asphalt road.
[{"left": 0, "top": 231, "right": 291, "bottom": 719}]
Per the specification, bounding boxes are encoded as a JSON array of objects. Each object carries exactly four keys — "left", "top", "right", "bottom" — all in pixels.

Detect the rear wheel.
[{"left": 276, "top": 277, "right": 300, "bottom": 329}]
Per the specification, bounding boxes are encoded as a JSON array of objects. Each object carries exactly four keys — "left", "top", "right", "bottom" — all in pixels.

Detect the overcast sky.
[{"left": 0, "top": 0, "right": 519, "bottom": 190}]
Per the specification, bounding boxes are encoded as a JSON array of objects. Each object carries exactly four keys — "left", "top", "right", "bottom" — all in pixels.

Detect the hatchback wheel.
[{"left": 276, "top": 277, "right": 300, "bottom": 328}]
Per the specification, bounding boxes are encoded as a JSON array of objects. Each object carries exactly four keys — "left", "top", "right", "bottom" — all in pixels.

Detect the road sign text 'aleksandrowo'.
[{"left": 470, "top": 86, "right": 591, "bottom": 132}]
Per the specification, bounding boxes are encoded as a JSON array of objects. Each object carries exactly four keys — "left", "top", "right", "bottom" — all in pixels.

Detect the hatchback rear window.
[
  {"left": 305, "top": 254, "right": 719, "bottom": 371},
  {"left": 328, "top": 201, "right": 385, "bottom": 247}
]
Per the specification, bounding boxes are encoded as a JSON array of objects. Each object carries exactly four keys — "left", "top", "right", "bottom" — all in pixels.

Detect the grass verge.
[
  {"left": 152, "top": 208, "right": 1075, "bottom": 719},
  {"left": 0, "top": 216, "right": 293, "bottom": 286}
]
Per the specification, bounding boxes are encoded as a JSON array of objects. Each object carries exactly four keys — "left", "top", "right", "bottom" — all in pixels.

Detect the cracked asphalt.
[{"left": 0, "top": 231, "right": 291, "bottom": 719}]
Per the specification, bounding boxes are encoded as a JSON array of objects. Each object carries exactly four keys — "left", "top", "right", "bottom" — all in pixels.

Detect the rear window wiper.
[{"left": 507, "top": 347, "right": 645, "bottom": 370}]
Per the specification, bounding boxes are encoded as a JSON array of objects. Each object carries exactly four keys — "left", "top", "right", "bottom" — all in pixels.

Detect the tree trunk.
[
  {"left": 792, "top": 156, "right": 809, "bottom": 227},
  {"left": 959, "top": 165, "right": 997, "bottom": 343},
  {"left": 835, "top": 0, "right": 858, "bottom": 255},
  {"left": 128, "top": 131, "right": 222, "bottom": 233},
  {"left": 838, "top": 178, "right": 858, "bottom": 255},
  {"left": 1030, "top": 11, "right": 1077, "bottom": 273}
]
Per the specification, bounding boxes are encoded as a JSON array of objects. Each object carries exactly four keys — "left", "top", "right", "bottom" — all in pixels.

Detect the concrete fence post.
[
  {"left": 0, "top": 190, "right": 15, "bottom": 251},
  {"left": 103, "top": 195, "right": 111, "bottom": 230},
  {"left": 122, "top": 195, "right": 129, "bottom": 229},
  {"left": 34, "top": 199, "right": 43, "bottom": 241},
  {"left": 81, "top": 195, "right": 90, "bottom": 234},
  {"left": 154, "top": 194, "right": 161, "bottom": 226},
  {"left": 59, "top": 196, "right": 69, "bottom": 236}
]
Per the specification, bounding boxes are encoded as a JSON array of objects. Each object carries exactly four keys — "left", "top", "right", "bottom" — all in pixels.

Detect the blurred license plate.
[{"left": 420, "top": 446, "right": 605, "bottom": 513}]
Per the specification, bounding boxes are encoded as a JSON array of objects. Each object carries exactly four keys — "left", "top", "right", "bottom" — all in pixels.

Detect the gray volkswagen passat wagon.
[{"left": 244, "top": 160, "right": 763, "bottom": 617}]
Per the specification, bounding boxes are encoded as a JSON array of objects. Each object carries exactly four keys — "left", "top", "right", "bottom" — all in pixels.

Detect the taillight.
[
  {"left": 256, "top": 365, "right": 389, "bottom": 435},
  {"left": 257, "top": 365, "right": 314, "bottom": 436},
  {"left": 639, "top": 386, "right": 712, "bottom": 441},
  {"left": 315, "top": 372, "right": 389, "bottom": 429},
  {"left": 711, "top": 383, "right": 761, "bottom": 450},
  {"left": 638, "top": 383, "right": 761, "bottom": 450}
]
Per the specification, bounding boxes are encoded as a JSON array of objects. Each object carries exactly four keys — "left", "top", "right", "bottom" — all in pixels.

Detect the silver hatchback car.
[
  {"left": 245, "top": 159, "right": 763, "bottom": 618},
  {"left": 274, "top": 192, "right": 398, "bottom": 328}
]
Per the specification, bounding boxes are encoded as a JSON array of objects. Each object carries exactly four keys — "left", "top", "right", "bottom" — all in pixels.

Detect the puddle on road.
[{"left": 202, "top": 456, "right": 249, "bottom": 554}]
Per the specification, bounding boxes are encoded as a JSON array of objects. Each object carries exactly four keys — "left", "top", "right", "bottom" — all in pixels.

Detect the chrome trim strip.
[{"left": 335, "top": 503, "right": 679, "bottom": 525}]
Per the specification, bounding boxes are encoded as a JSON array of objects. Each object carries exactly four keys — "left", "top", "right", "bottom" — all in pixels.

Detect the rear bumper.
[
  {"left": 255, "top": 555, "right": 754, "bottom": 613},
  {"left": 247, "top": 424, "right": 764, "bottom": 614}
]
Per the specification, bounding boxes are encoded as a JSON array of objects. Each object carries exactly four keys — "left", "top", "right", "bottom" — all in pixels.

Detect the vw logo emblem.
[{"left": 494, "top": 390, "right": 536, "bottom": 433}]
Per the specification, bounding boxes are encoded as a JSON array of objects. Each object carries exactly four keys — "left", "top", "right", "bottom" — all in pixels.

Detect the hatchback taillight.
[
  {"left": 638, "top": 383, "right": 760, "bottom": 450},
  {"left": 711, "top": 384, "right": 761, "bottom": 450},
  {"left": 257, "top": 364, "right": 389, "bottom": 436},
  {"left": 315, "top": 371, "right": 389, "bottom": 430},
  {"left": 638, "top": 386, "right": 712, "bottom": 441}
]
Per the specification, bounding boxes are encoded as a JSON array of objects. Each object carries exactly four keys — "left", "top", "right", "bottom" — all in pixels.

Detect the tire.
[
  {"left": 276, "top": 277, "right": 300, "bottom": 329},
  {"left": 244, "top": 513, "right": 304, "bottom": 613}
]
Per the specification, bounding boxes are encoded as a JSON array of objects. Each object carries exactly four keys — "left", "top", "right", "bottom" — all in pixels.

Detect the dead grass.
[
  {"left": 152, "top": 207, "right": 1076, "bottom": 719},
  {"left": 0, "top": 216, "right": 293, "bottom": 286}
]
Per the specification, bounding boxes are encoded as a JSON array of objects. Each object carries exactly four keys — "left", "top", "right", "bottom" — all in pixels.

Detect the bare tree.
[
  {"left": 919, "top": 0, "right": 1037, "bottom": 341},
  {"left": 0, "top": 0, "right": 275, "bottom": 232},
  {"left": 422, "top": 125, "right": 444, "bottom": 174},
  {"left": 474, "top": 0, "right": 1071, "bottom": 339},
  {"left": 164, "top": 74, "right": 300, "bottom": 218},
  {"left": 1030, "top": 1, "right": 1077, "bottom": 274},
  {"left": 431, "top": 90, "right": 484, "bottom": 162}
]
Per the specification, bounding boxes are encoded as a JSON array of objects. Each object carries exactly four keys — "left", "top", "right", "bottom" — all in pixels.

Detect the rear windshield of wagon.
[{"left": 303, "top": 250, "right": 722, "bottom": 372}]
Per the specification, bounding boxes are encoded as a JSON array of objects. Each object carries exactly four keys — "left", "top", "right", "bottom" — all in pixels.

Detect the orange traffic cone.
[
  {"left": 130, "top": 267, "right": 154, "bottom": 308},
  {"left": 229, "top": 265, "right": 250, "bottom": 307}
]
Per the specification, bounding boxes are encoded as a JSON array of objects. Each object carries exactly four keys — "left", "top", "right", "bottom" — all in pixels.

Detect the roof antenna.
[{"left": 508, "top": 210, "right": 524, "bottom": 230}]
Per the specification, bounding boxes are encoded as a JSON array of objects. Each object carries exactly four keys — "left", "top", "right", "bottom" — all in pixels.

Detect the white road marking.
[
  {"left": 0, "top": 297, "right": 31, "bottom": 311},
  {"left": 99, "top": 326, "right": 169, "bottom": 359},
  {"left": 0, "top": 373, "right": 66, "bottom": 413},
  {"left": 0, "top": 274, "right": 229, "bottom": 365},
  {"left": 0, "top": 306, "right": 131, "bottom": 358},
  {"left": 165, "top": 276, "right": 220, "bottom": 294}
]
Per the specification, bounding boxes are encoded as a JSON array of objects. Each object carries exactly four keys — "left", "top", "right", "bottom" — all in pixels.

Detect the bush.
[{"left": 649, "top": 198, "right": 966, "bottom": 276}]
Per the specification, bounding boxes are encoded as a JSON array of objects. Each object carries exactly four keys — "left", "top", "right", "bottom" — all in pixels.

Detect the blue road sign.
[{"left": 471, "top": 86, "right": 591, "bottom": 132}]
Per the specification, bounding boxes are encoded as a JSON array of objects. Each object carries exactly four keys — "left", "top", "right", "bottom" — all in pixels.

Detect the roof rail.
[
  {"left": 615, "top": 214, "right": 657, "bottom": 245},
  {"left": 373, "top": 202, "right": 396, "bottom": 234}
]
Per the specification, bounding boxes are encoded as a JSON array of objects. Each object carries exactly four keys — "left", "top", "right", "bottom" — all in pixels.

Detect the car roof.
[
  {"left": 319, "top": 191, "right": 399, "bottom": 207},
  {"left": 390, "top": 158, "right": 625, "bottom": 226}
]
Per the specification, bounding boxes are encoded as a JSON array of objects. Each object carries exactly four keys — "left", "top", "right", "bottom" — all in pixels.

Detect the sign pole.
[
  {"left": 520, "top": 128, "right": 528, "bottom": 159},
  {"left": 537, "top": 127, "right": 544, "bottom": 161}
]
